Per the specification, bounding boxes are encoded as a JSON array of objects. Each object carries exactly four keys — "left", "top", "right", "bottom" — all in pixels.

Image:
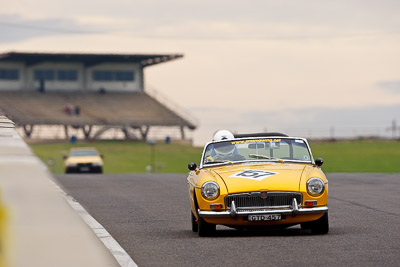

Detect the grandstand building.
[{"left": 0, "top": 52, "right": 197, "bottom": 141}]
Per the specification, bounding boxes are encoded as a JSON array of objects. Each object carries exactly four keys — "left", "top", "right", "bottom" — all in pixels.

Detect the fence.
[{"left": 274, "top": 125, "right": 400, "bottom": 140}]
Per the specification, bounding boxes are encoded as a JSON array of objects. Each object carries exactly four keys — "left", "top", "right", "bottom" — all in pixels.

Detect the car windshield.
[
  {"left": 202, "top": 137, "right": 312, "bottom": 166},
  {"left": 69, "top": 149, "right": 98, "bottom": 157}
]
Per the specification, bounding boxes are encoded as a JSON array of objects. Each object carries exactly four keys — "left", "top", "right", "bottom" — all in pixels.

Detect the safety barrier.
[
  {"left": 0, "top": 189, "right": 7, "bottom": 267},
  {"left": 0, "top": 116, "right": 118, "bottom": 267}
]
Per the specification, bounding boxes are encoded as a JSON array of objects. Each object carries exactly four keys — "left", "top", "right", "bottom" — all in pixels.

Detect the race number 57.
[{"left": 229, "top": 169, "right": 278, "bottom": 180}]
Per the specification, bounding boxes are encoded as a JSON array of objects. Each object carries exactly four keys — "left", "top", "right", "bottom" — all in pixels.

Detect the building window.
[
  {"left": 57, "top": 70, "right": 78, "bottom": 81},
  {"left": 93, "top": 70, "right": 135, "bottom": 82},
  {"left": 115, "top": 71, "right": 134, "bottom": 81},
  {"left": 34, "top": 69, "right": 54, "bottom": 81},
  {"left": 0, "top": 69, "right": 19, "bottom": 80},
  {"left": 93, "top": 71, "right": 113, "bottom": 81}
]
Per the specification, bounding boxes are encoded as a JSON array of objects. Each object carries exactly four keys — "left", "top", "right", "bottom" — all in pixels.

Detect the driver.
[{"left": 206, "top": 130, "right": 245, "bottom": 162}]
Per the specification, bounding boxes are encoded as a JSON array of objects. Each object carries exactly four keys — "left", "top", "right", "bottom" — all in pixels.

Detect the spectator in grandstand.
[
  {"left": 74, "top": 105, "right": 80, "bottom": 116},
  {"left": 64, "top": 104, "right": 73, "bottom": 115}
]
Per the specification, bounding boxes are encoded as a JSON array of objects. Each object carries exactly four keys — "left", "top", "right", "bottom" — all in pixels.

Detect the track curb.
[{"left": 53, "top": 182, "right": 138, "bottom": 267}]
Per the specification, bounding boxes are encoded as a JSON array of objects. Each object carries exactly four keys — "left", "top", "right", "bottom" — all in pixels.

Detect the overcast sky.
[{"left": 1, "top": 0, "right": 400, "bottom": 145}]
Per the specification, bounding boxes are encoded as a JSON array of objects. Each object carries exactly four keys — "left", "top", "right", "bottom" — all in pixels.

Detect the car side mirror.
[
  {"left": 315, "top": 158, "right": 324, "bottom": 167},
  {"left": 188, "top": 162, "right": 197, "bottom": 171}
]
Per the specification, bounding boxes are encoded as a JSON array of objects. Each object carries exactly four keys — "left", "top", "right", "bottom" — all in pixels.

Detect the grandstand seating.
[{"left": 0, "top": 91, "right": 196, "bottom": 139}]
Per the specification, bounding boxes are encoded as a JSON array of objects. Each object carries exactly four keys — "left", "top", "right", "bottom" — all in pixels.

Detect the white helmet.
[
  {"left": 213, "top": 130, "right": 235, "bottom": 156},
  {"left": 213, "top": 130, "right": 234, "bottom": 142}
]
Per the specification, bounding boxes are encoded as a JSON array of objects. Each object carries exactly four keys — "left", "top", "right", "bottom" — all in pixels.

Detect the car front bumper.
[
  {"left": 198, "top": 198, "right": 328, "bottom": 218},
  {"left": 65, "top": 165, "right": 102, "bottom": 173}
]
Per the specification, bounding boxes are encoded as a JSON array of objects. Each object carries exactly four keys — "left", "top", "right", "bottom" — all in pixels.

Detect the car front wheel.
[
  {"left": 191, "top": 212, "right": 198, "bottom": 232},
  {"left": 309, "top": 212, "right": 329, "bottom": 235},
  {"left": 198, "top": 216, "right": 216, "bottom": 237}
]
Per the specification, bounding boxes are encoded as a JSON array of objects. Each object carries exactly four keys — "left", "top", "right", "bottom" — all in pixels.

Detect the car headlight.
[
  {"left": 68, "top": 163, "right": 78, "bottom": 167},
  {"left": 201, "top": 181, "right": 220, "bottom": 200},
  {"left": 307, "top": 177, "right": 325, "bottom": 196},
  {"left": 92, "top": 162, "right": 102, "bottom": 166}
]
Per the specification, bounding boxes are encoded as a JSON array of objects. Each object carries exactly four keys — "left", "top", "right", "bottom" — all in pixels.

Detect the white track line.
[{"left": 53, "top": 181, "right": 138, "bottom": 267}]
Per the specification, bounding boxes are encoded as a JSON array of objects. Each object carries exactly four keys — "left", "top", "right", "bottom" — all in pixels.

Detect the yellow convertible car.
[
  {"left": 187, "top": 131, "right": 328, "bottom": 236},
  {"left": 64, "top": 147, "right": 103, "bottom": 174}
]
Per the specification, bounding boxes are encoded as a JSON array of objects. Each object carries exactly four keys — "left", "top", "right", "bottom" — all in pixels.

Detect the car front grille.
[
  {"left": 224, "top": 192, "right": 302, "bottom": 209},
  {"left": 77, "top": 163, "right": 92, "bottom": 168}
]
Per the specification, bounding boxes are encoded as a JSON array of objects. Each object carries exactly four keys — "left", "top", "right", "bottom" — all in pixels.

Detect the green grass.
[
  {"left": 309, "top": 140, "right": 400, "bottom": 173},
  {"left": 30, "top": 141, "right": 202, "bottom": 174},
  {"left": 29, "top": 140, "right": 400, "bottom": 174}
]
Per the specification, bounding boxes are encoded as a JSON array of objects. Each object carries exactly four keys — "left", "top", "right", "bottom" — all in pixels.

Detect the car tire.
[
  {"left": 300, "top": 222, "right": 311, "bottom": 230},
  {"left": 310, "top": 212, "right": 329, "bottom": 235},
  {"left": 198, "top": 216, "right": 216, "bottom": 237},
  {"left": 191, "top": 212, "right": 198, "bottom": 232}
]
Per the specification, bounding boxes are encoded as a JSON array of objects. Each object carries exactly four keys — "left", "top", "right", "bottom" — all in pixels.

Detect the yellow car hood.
[
  {"left": 65, "top": 156, "right": 103, "bottom": 165},
  {"left": 210, "top": 163, "right": 306, "bottom": 193}
]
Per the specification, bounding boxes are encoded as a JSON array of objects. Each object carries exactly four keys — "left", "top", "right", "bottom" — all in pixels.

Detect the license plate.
[
  {"left": 80, "top": 166, "right": 90, "bottom": 172},
  {"left": 248, "top": 214, "right": 281, "bottom": 221}
]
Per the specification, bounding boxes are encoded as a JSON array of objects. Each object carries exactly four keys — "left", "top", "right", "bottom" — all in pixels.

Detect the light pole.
[{"left": 147, "top": 140, "right": 156, "bottom": 172}]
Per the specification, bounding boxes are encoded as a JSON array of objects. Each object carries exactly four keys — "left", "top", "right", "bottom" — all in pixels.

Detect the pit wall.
[{"left": 0, "top": 115, "right": 118, "bottom": 267}]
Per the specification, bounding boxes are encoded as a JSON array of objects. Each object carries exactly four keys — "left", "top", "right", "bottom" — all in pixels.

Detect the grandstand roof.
[
  {"left": 0, "top": 91, "right": 196, "bottom": 129},
  {"left": 0, "top": 52, "right": 183, "bottom": 67}
]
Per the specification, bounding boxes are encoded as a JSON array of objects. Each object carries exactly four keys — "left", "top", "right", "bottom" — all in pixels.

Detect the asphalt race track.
[{"left": 55, "top": 173, "right": 400, "bottom": 267}]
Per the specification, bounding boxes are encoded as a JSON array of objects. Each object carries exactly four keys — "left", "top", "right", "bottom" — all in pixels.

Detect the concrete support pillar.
[
  {"left": 64, "top": 125, "right": 69, "bottom": 140},
  {"left": 23, "top": 125, "right": 34, "bottom": 138},
  {"left": 180, "top": 126, "right": 185, "bottom": 140},
  {"left": 82, "top": 125, "right": 92, "bottom": 140},
  {"left": 139, "top": 126, "right": 150, "bottom": 140}
]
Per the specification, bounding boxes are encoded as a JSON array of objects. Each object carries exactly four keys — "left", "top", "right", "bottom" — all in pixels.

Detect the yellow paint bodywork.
[
  {"left": 64, "top": 147, "right": 103, "bottom": 169},
  {"left": 64, "top": 155, "right": 103, "bottom": 167},
  {"left": 187, "top": 162, "right": 328, "bottom": 226},
  {"left": 0, "top": 190, "right": 8, "bottom": 267}
]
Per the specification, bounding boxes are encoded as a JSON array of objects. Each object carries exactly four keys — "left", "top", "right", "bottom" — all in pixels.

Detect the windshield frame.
[
  {"left": 69, "top": 149, "right": 99, "bottom": 157},
  {"left": 199, "top": 136, "right": 315, "bottom": 169}
]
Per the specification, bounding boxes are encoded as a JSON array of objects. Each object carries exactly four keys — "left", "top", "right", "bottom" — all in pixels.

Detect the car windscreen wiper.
[{"left": 248, "top": 154, "right": 285, "bottom": 163}]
